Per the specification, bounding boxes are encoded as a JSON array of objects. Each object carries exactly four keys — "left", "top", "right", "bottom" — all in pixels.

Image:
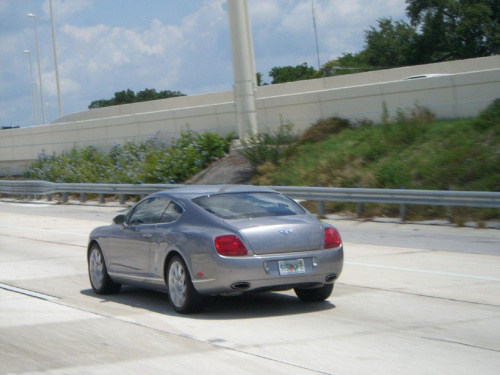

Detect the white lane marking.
[
  {"left": 346, "top": 261, "right": 500, "bottom": 282},
  {"left": 0, "top": 282, "right": 59, "bottom": 301},
  {"left": 0, "top": 202, "right": 54, "bottom": 208},
  {"left": 0, "top": 224, "right": 88, "bottom": 237}
]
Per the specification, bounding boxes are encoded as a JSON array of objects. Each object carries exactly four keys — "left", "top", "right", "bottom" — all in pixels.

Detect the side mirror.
[{"left": 113, "top": 214, "right": 126, "bottom": 225}]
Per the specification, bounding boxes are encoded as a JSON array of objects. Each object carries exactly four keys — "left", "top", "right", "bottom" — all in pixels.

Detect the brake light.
[
  {"left": 214, "top": 235, "right": 248, "bottom": 256},
  {"left": 324, "top": 227, "right": 342, "bottom": 249}
]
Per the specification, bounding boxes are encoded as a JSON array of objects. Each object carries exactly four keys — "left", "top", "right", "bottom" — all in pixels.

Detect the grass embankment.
[
  {"left": 20, "top": 101, "right": 499, "bottom": 223},
  {"left": 247, "top": 102, "right": 500, "bottom": 222}
]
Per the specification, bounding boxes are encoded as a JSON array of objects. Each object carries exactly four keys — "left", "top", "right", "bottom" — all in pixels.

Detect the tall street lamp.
[
  {"left": 227, "top": 0, "right": 258, "bottom": 139},
  {"left": 311, "top": 0, "right": 321, "bottom": 70},
  {"left": 49, "top": 0, "right": 63, "bottom": 117},
  {"left": 27, "top": 13, "right": 46, "bottom": 125},
  {"left": 45, "top": 103, "right": 52, "bottom": 123},
  {"left": 24, "top": 49, "right": 39, "bottom": 126}
]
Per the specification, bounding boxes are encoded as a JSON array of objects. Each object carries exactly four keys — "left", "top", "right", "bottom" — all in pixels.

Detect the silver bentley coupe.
[{"left": 87, "top": 185, "right": 344, "bottom": 314}]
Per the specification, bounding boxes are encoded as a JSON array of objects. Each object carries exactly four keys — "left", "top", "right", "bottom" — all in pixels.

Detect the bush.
[
  {"left": 239, "top": 122, "right": 298, "bottom": 166},
  {"left": 382, "top": 104, "right": 434, "bottom": 146},
  {"left": 299, "top": 117, "right": 352, "bottom": 143},
  {"left": 23, "top": 129, "right": 233, "bottom": 184},
  {"left": 473, "top": 98, "right": 500, "bottom": 130}
]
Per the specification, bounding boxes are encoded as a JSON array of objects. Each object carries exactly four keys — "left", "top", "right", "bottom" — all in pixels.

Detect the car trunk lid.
[{"left": 224, "top": 215, "right": 322, "bottom": 255}]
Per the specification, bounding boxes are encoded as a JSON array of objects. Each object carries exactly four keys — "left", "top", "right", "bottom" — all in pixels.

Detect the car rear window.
[{"left": 193, "top": 192, "right": 306, "bottom": 219}]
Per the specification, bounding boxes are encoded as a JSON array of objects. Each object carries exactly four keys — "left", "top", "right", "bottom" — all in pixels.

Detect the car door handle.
[{"left": 142, "top": 233, "right": 153, "bottom": 238}]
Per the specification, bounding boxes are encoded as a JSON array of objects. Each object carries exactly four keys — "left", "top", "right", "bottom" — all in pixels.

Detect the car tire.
[
  {"left": 167, "top": 255, "right": 207, "bottom": 314},
  {"left": 88, "top": 244, "right": 121, "bottom": 294},
  {"left": 294, "top": 283, "right": 333, "bottom": 302}
]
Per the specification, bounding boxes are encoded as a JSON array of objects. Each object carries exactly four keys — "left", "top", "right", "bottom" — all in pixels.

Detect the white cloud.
[
  {"left": 59, "top": 19, "right": 184, "bottom": 84},
  {"left": 41, "top": 0, "right": 94, "bottom": 20},
  {"left": 1, "top": 0, "right": 409, "bottom": 127},
  {"left": 248, "top": 0, "right": 282, "bottom": 27},
  {"left": 278, "top": 1, "right": 312, "bottom": 34}
]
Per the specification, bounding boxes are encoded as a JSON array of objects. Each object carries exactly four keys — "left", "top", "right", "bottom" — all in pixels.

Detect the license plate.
[{"left": 278, "top": 259, "right": 305, "bottom": 276}]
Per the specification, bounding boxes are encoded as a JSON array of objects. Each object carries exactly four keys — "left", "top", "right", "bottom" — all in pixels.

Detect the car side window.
[
  {"left": 128, "top": 197, "right": 170, "bottom": 225},
  {"left": 159, "top": 201, "right": 183, "bottom": 223}
]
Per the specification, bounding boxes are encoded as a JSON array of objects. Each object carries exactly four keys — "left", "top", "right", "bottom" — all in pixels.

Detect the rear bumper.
[{"left": 191, "top": 245, "right": 344, "bottom": 295}]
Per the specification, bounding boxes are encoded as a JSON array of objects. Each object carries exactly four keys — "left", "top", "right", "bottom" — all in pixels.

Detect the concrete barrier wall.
[{"left": 1, "top": 56, "right": 499, "bottom": 176}]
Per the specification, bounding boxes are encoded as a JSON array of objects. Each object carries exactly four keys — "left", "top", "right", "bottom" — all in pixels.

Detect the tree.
[
  {"left": 319, "top": 18, "right": 420, "bottom": 75},
  {"left": 259, "top": 0, "right": 499, "bottom": 86},
  {"left": 113, "top": 89, "right": 136, "bottom": 105},
  {"left": 363, "top": 18, "right": 419, "bottom": 67},
  {"left": 154, "top": 89, "right": 186, "bottom": 100},
  {"left": 268, "top": 63, "right": 318, "bottom": 84},
  {"left": 406, "top": 0, "right": 500, "bottom": 62},
  {"left": 89, "top": 88, "right": 186, "bottom": 109},
  {"left": 256, "top": 72, "right": 269, "bottom": 86},
  {"left": 319, "top": 53, "right": 371, "bottom": 77}
]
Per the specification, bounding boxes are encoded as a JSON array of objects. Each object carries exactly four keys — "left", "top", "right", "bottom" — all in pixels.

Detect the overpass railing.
[{"left": 1, "top": 180, "right": 499, "bottom": 220}]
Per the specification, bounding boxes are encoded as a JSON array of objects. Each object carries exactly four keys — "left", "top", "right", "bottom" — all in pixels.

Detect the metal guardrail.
[
  {"left": 0, "top": 180, "right": 184, "bottom": 196},
  {"left": 0, "top": 180, "right": 185, "bottom": 204},
  {"left": 1, "top": 180, "right": 499, "bottom": 219},
  {"left": 269, "top": 186, "right": 500, "bottom": 208}
]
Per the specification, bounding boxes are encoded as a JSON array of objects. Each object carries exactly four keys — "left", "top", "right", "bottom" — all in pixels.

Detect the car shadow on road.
[{"left": 81, "top": 286, "right": 335, "bottom": 319}]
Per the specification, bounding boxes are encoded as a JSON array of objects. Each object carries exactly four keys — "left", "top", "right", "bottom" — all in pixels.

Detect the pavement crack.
[
  {"left": 0, "top": 233, "right": 85, "bottom": 248},
  {"left": 338, "top": 283, "right": 500, "bottom": 308},
  {"left": 421, "top": 336, "right": 500, "bottom": 353}
]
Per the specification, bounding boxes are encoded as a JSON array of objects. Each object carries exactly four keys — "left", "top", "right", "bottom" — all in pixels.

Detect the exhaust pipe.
[
  {"left": 231, "top": 282, "right": 251, "bottom": 290},
  {"left": 325, "top": 274, "right": 338, "bottom": 282}
]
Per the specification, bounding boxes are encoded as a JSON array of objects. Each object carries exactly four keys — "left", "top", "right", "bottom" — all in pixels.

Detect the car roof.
[{"left": 153, "top": 185, "right": 277, "bottom": 200}]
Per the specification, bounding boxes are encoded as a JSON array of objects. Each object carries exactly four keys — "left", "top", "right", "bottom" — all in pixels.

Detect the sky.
[{"left": 0, "top": 0, "right": 409, "bottom": 128}]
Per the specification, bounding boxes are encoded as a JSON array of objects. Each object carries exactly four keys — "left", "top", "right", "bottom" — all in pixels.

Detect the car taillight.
[
  {"left": 214, "top": 235, "right": 248, "bottom": 256},
  {"left": 324, "top": 227, "right": 342, "bottom": 249}
]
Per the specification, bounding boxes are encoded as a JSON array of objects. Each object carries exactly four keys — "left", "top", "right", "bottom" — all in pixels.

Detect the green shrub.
[
  {"left": 23, "top": 129, "right": 233, "bottom": 184},
  {"left": 239, "top": 122, "right": 298, "bottom": 166},
  {"left": 299, "top": 116, "right": 352, "bottom": 143},
  {"left": 473, "top": 98, "right": 500, "bottom": 130},
  {"left": 382, "top": 105, "right": 433, "bottom": 146}
]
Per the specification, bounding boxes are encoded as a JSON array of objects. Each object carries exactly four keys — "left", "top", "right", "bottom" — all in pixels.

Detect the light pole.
[
  {"left": 24, "top": 49, "right": 39, "bottom": 126},
  {"left": 227, "top": 0, "right": 258, "bottom": 139},
  {"left": 49, "top": 0, "right": 63, "bottom": 117},
  {"left": 27, "top": 13, "right": 46, "bottom": 125},
  {"left": 45, "top": 103, "right": 52, "bottom": 123},
  {"left": 311, "top": 0, "right": 321, "bottom": 70}
]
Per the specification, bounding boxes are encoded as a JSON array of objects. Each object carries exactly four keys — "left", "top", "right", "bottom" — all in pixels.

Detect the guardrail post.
[
  {"left": 399, "top": 186, "right": 406, "bottom": 222},
  {"left": 99, "top": 194, "right": 105, "bottom": 204},
  {"left": 356, "top": 202, "right": 364, "bottom": 217},
  {"left": 47, "top": 194, "right": 52, "bottom": 202},
  {"left": 400, "top": 204, "right": 406, "bottom": 222},
  {"left": 62, "top": 192, "right": 68, "bottom": 203},
  {"left": 80, "top": 193, "right": 86, "bottom": 203},
  {"left": 119, "top": 194, "right": 125, "bottom": 205},
  {"left": 446, "top": 186, "right": 454, "bottom": 223},
  {"left": 354, "top": 185, "right": 363, "bottom": 217},
  {"left": 316, "top": 200, "right": 325, "bottom": 217}
]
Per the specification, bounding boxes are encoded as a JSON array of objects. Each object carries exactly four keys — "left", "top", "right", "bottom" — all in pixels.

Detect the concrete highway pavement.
[{"left": 0, "top": 201, "right": 499, "bottom": 374}]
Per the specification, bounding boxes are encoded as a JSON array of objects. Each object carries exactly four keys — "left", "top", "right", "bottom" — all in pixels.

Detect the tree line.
[
  {"left": 90, "top": 0, "right": 499, "bottom": 107},
  {"left": 88, "top": 88, "right": 186, "bottom": 109},
  {"left": 266, "top": 0, "right": 499, "bottom": 84}
]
